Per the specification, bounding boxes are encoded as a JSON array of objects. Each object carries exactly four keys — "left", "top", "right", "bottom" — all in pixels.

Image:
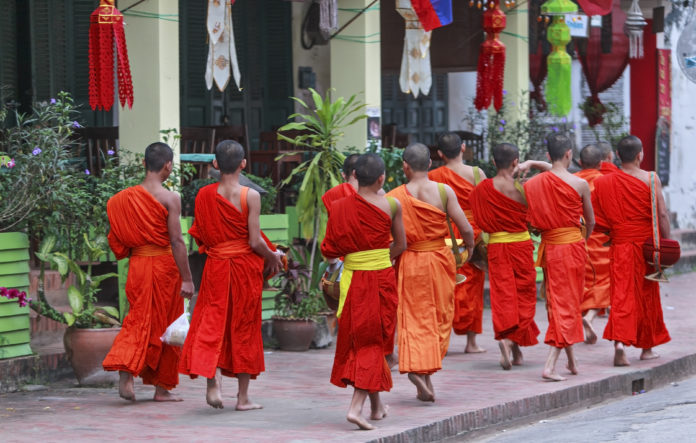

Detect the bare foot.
[
  {"left": 583, "top": 317, "right": 598, "bottom": 345},
  {"left": 386, "top": 353, "right": 398, "bottom": 370},
  {"left": 206, "top": 372, "right": 224, "bottom": 409},
  {"left": 236, "top": 400, "right": 263, "bottom": 411},
  {"left": 425, "top": 374, "right": 435, "bottom": 400},
  {"left": 153, "top": 386, "right": 183, "bottom": 402},
  {"left": 347, "top": 413, "right": 375, "bottom": 430},
  {"left": 498, "top": 341, "right": 512, "bottom": 370},
  {"left": 118, "top": 371, "right": 136, "bottom": 402},
  {"left": 465, "top": 344, "right": 487, "bottom": 353},
  {"left": 511, "top": 343, "right": 524, "bottom": 366},
  {"left": 370, "top": 403, "right": 389, "bottom": 420},
  {"left": 566, "top": 358, "right": 579, "bottom": 375},
  {"left": 640, "top": 349, "right": 660, "bottom": 360},
  {"left": 541, "top": 370, "right": 567, "bottom": 382},
  {"left": 407, "top": 373, "right": 434, "bottom": 402},
  {"left": 614, "top": 343, "right": 630, "bottom": 366}
]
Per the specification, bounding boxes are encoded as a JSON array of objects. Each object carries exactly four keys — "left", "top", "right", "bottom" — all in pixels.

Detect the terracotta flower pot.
[
  {"left": 272, "top": 318, "right": 316, "bottom": 352},
  {"left": 63, "top": 326, "right": 120, "bottom": 386}
]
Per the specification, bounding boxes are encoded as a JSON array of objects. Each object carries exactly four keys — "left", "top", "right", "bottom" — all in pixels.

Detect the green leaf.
[
  {"left": 98, "top": 306, "right": 120, "bottom": 318},
  {"left": 50, "top": 254, "right": 69, "bottom": 276},
  {"left": 90, "top": 272, "right": 118, "bottom": 288},
  {"left": 63, "top": 312, "right": 76, "bottom": 326},
  {"left": 67, "top": 285, "right": 84, "bottom": 314}
]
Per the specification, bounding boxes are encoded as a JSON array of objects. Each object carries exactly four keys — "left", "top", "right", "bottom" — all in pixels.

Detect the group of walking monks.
[{"left": 101, "top": 131, "right": 672, "bottom": 431}]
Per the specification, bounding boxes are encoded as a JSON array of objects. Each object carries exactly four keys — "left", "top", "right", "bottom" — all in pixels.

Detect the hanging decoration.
[
  {"left": 318, "top": 0, "right": 339, "bottom": 40},
  {"left": 205, "top": 0, "right": 241, "bottom": 92},
  {"left": 474, "top": 0, "right": 506, "bottom": 111},
  {"left": 88, "top": 0, "right": 133, "bottom": 111},
  {"left": 624, "top": 0, "right": 647, "bottom": 58},
  {"left": 576, "top": 0, "right": 612, "bottom": 16},
  {"left": 410, "top": 0, "right": 454, "bottom": 32},
  {"left": 396, "top": 0, "right": 433, "bottom": 98},
  {"left": 530, "top": 0, "right": 549, "bottom": 111},
  {"left": 541, "top": 0, "right": 577, "bottom": 116},
  {"left": 676, "top": 7, "right": 696, "bottom": 83}
]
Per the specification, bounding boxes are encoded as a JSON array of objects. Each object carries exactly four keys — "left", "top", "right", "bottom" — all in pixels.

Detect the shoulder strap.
[
  {"left": 386, "top": 196, "right": 398, "bottom": 218},
  {"left": 473, "top": 167, "right": 481, "bottom": 186},
  {"left": 241, "top": 186, "right": 249, "bottom": 214},
  {"left": 649, "top": 172, "right": 660, "bottom": 267},
  {"left": 437, "top": 182, "right": 448, "bottom": 213},
  {"left": 439, "top": 183, "right": 462, "bottom": 265},
  {"left": 514, "top": 179, "right": 528, "bottom": 205}
]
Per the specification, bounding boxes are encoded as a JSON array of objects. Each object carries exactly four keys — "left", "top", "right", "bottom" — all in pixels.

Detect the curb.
[
  {"left": 369, "top": 353, "right": 696, "bottom": 443},
  {"left": 0, "top": 352, "right": 72, "bottom": 394}
]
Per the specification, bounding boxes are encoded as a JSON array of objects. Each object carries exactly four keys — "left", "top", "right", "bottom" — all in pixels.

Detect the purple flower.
[
  {"left": 498, "top": 126, "right": 504, "bottom": 132},
  {"left": 502, "top": 90, "right": 508, "bottom": 95},
  {"left": 50, "top": 98, "right": 57, "bottom": 104},
  {"left": 32, "top": 147, "right": 42, "bottom": 156},
  {"left": 6, "top": 158, "right": 15, "bottom": 168},
  {"left": 0, "top": 287, "right": 8, "bottom": 297},
  {"left": 107, "top": 149, "right": 115, "bottom": 156},
  {"left": 561, "top": 117, "right": 567, "bottom": 123},
  {"left": 18, "top": 297, "right": 30, "bottom": 308},
  {"left": 85, "top": 169, "right": 91, "bottom": 175},
  {"left": 552, "top": 126, "right": 559, "bottom": 132},
  {"left": 500, "top": 119, "right": 506, "bottom": 125},
  {"left": 572, "top": 123, "right": 577, "bottom": 129},
  {"left": 7, "top": 288, "right": 19, "bottom": 299},
  {"left": 72, "top": 121, "right": 82, "bottom": 129}
]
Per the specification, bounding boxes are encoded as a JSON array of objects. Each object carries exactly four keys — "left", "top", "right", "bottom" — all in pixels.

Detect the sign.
[
  {"left": 366, "top": 107, "right": 381, "bottom": 145},
  {"left": 657, "top": 49, "right": 671, "bottom": 121},
  {"left": 655, "top": 116, "right": 670, "bottom": 186},
  {"left": 565, "top": 14, "right": 589, "bottom": 38}
]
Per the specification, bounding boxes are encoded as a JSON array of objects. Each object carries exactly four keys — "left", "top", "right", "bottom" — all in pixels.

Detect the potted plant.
[{"left": 30, "top": 235, "right": 120, "bottom": 385}]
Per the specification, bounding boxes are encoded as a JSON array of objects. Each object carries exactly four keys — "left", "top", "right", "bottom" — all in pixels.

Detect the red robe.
[
  {"left": 103, "top": 185, "right": 183, "bottom": 390},
  {"left": 593, "top": 171, "right": 671, "bottom": 348},
  {"left": 525, "top": 172, "right": 586, "bottom": 348},
  {"left": 179, "top": 184, "right": 265, "bottom": 379},
  {"left": 387, "top": 185, "right": 456, "bottom": 374},
  {"left": 428, "top": 166, "right": 484, "bottom": 335},
  {"left": 321, "top": 193, "right": 398, "bottom": 392},
  {"left": 470, "top": 179, "right": 539, "bottom": 346},
  {"left": 322, "top": 183, "right": 357, "bottom": 216},
  {"left": 600, "top": 161, "right": 619, "bottom": 175},
  {"left": 575, "top": 169, "right": 611, "bottom": 312}
]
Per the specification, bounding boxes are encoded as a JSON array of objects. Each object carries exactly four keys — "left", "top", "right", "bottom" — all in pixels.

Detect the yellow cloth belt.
[
  {"left": 488, "top": 231, "right": 531, "bottom": 244},
  {"left": 131, "top": 244, "right": 172, "bottom": 257},
  {"left": 408, "top": 238, "right": 446, "bottom": 252},
  {"left": 535, "top": 227, "right": 583, "bottom": 267},
  {"left": 337, "top": 248, "right": 391, "bottom": 318}
]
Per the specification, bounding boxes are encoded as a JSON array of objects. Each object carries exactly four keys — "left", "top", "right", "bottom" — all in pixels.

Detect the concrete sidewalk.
[{"left": 1, "top": 273, "right": 694, "bottom": 443}]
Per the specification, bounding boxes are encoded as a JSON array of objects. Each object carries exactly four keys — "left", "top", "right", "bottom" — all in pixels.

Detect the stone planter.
[
  {"left": 272, "top": 318, "right": 316, "bottom": 352},
  {"left": 0, "top": 232, "right": 32, "bottom": 359},
  {"left": 63, "top": 326, "right": 120, "bottom": 386}
]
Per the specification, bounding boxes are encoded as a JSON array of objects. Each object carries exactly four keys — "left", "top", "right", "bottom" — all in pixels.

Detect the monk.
[
  {"left": 321, "top": 153, "right": 406, "bottom": 430},
  {"left": 322, "top": 153, "right": 360, "bottom": 215},
  {"left": 598, "top": 141, "right": 619, "bottom": 175},
  {"left": 387, "top": 143, "right": 474, "bottom": 401},
  {"left": 429, "top": 132, "right": 486, "bottom": 353},
  {"left": 524, "top": 133, "right": 595, "bottom": 381},
  {"left": 593, "top": 135, "right": 671, "bottom": 366},
  {"left": 103, "top": 142, "right": 195, "bottom": 402},
  {"left": 470, "top": 143, "right": 547, "bottom": 370},
  {"left": 179, "top": 140, "right": 284, "bottom": 410},
  {"left": 574, "top": 145, "right": 611, "bottom": 344}
]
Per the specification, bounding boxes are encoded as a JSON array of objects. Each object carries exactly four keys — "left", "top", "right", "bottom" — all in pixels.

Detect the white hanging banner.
[
  {"left": 396, "top": 0, "right": 432, "bottom": 98},
  {"left": 205, "top": 0, "right": 241, "bottom": 92}
]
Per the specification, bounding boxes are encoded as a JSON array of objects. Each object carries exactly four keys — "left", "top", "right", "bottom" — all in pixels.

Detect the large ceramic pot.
[
  {"left": 272, "top": 318, "right": 316, "bottom": 352},
  {"left": 63, "top": 327, "right": 120, "bottom": 385}
]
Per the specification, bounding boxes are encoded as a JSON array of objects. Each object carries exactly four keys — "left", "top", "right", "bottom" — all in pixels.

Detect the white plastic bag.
[{"left": 161, "top": 302, "right": 190, "bottom": 347}]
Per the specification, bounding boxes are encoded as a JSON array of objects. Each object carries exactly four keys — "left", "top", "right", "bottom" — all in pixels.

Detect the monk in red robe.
[
  {"left": 471, "top": 143, "right": 548, "bottom": 370},
  {"left": 593, "top": 135, "right": 671, "bottom": 366},
  {"left": 179, "top": 141, "right": 283, "bottom": 410},
  {"left": 598, "top": 141, "right": 619, "bottom": 175},
  {"left": 574, "top": 145, "right": 611, "bottom": 344},
  {"left": 103, "top": 142, "right": 195, "bottom": 402},
  {"left": 525, "top": 133, "right": 595, "bottom": 381},
  {"left": 429, "top": 132, "right": 486, "bottom": 353},
  {"left": 321, "top": 153, "right": 406, "bottom": 430},
  {"left": 322, "top": 153, "right": 359, "bottom": 215},
  {"left": 387, "top": 144, "right": 474, "bottom": 401}
]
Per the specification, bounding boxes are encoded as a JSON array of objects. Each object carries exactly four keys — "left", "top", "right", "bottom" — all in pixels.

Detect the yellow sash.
[
  {"left": 337, "top": 248, "right": 392, "bottom": 318},
  {"left": 535, "top": 227, "right": 583, "bottom": 267},
  {"left": 488, "top": 231, "right": 531, "bottom": 244}
]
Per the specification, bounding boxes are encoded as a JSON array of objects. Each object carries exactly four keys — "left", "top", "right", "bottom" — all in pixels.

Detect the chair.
[
  {"left": 382, "top": 124, "right": 411, "bottom": 149},
  {"left": 208, "top": 124, "right": 251, "bottom": 172},
  {"left": 180, "top": 127, "right": 216, "bottom": 182},
  {"left": 73, "top": 127, "right": 119, "bottom": 177},
  {"left": 453, "top": 130, "right": 484, "bottom": 161}
]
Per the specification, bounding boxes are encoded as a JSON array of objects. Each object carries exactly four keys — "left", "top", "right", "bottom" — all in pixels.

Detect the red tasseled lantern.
[
  {"left": 474, "top": 1, "right": 506, "bottom": 111},
  {"left": 88, "top": 0, "right": 133, "bottom": 111}
]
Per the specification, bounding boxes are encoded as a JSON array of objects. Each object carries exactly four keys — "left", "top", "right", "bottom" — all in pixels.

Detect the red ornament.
[
  {"left": 88, "top": 0, "right": 133, "bottom": 111},
  {"left": 474, "top": 0, "right": 506, "bottom": 111}
]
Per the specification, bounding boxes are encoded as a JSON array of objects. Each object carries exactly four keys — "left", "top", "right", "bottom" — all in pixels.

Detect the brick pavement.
[{"left": 1, "top": 272, "right": 694, "bottom": 443}]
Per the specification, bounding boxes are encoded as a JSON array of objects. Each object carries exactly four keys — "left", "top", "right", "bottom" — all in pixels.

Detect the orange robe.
[
  {"left": 574, "top": 169, "right": 611, "bottom": 312},
  {"left": 322, "top": 182, "right": 356, "bottom": 216},
  {"left": 600, "top": 161, "right": 619, "bottom": 175},
  {"left": 321, "top": 193, "right": 398, "bottom": 392},
  {"left": 470, "top": 179, "right": 539, "bottom": 346},
  {"left": 525, "top": 172, "right": 585, "bottom": 348},
  {"left": 429, "top": 166, "right": 484, "bottom": 335},
  {"left": 103, "top": 185, "right": 183, "bottom": 390},
  {"left": 387, "top": 185, "right": 456, "bottom": 374},
  {"left": 179, "top": 185, "right": 265, "bottom": 379},
  {"left": 593, "top": 171, "right": 671, "bottom": 348}
]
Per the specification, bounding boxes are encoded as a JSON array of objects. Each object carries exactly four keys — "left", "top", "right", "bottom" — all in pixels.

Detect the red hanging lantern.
[
  {"left": 88, "top": 0, "right": 134, "bottom": 111},
  {"left": 474, "top": 0, "right": 506, "bottom": 111}
]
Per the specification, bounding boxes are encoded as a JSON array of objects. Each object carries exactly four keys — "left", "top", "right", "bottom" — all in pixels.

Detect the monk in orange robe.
[
  {"left": 321, "top": 153, "right": 406, "bottom": 430},
  {"left": 387, "top": 143, "right": 474, "bottom": 401},
  {"left": 322, "top": 153, "right": 359, "bottom": 215},
  {"left": 103, "top": 142, "right": 195, "bottom": 402},
  {"left": 598, "top": 140, "right": 619, "bottom": 175},
  {"left": 179, "top": 141, "right": 283, "bottom": 410},
  {"left": 574, "top": 145, "right": 611, "bottom": 344},
  {"left": 525, "top": 133, "right": 595, "bottom": 381},
  {"left": 429, "top": 132, "right": 486, "bottom": 353},
  {"left": 471, "top": 143, "right": 547, "bottom": 370},
  {"left": 593, "top": 135, "right": 671, "bottom": 366}
]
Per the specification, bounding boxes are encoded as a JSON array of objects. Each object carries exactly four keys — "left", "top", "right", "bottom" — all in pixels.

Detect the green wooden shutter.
[
  {"left": 0, "top": 0, "right": 19, "bottom": 106},
  {"left": 262, "top": 0, "right": 293, "bottom": 130}
]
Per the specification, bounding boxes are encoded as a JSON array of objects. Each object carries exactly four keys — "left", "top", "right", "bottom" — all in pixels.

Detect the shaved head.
[
  {"left": 144, "top": 142, "right": 173, "bottom": 172},
  {"left": 437, "top": 132, "right": 463, "bottom": 159},
  {"left": 215, "top": 140, "right": 245, "bottom": 174},
  {"left": 617, "top": 135, "right": 642, "bottom": 163},
  {"left": 355, "top": 153, "right": 385, "bottom": 187},
  {"left": 492, "top": 143, "right": 519, "bottom": 169},
  {"left": 343, "top": 153, "right": 360, "bottom": 177},
  {"left": 580, "top": 144, "right": 602, "bottom": 169},
  {"left": 403, "top": 143, "right": 431, "bottom": 172},
  {"left": 546, "top": 133, "right": 573, "bottom": 161},
  {"left": 597, "top": 140, "right": 613, "bottom": 161}
]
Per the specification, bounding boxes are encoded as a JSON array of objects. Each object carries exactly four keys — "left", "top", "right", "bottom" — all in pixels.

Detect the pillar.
[
  {"left": 500, "top": 6, "right": 529, "bottom": 131},
  {"left": 330, "top": 0, "right": 381, "bottom": 151},
  {"left": 118, "top": 0, "right": 180, "bottom": 158}
]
